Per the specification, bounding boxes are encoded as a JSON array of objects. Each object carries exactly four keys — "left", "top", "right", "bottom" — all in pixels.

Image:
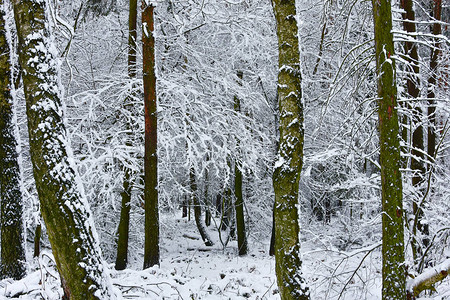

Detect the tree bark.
[
  {"left": 372, "top": 0, "right": 406, "bottom": 298},
  {"left": 115, "top": 0, "right": 138, "bottom": 271},
  {"left": 0, "top": 0, "right": 25, "bottom": 280},
  {"left": 427, "top": 0, "right": 441, "bottom": 164},
  {"left": 233, "top": 74, "right": 248, "bottom": 256},
  {"left": 142, "top": 2, "right": 159, "bottom": 269},
  {"left": 11, "top": 0, "right": 116, "bottom": 298},
  {"left": 271, "top": 0, "right": 310, "bottom": 299},
  {"left": 400, "top": 0, "right": 428, "bottom": 264}
]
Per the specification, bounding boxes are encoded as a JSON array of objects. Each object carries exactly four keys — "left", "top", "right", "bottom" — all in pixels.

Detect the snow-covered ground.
[{"left": 0, "top": 215, "right": 448, "bottom": 299}]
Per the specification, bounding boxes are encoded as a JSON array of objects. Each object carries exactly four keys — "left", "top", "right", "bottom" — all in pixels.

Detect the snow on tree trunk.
[
  {"left": 371, "top": 0, "right": 406, "bottom": 299},
  {"left": 11, "top": 0, "right": 117, "bottom": 298},
  {"left": 271, "top": 0, "right": 310, "bottom": 299},
  {"left": 0, "top": 0, "right": 25, "bottom": 280},
  {"left": 142, "top": 1, "right": 160, "bottom": 269}
]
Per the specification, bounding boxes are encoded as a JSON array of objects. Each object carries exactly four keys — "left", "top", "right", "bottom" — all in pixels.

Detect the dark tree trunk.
[
  {"left": 115, "top": 0, "right": 137, "bottom": 271},
  {"left": 233, "top": 74, "right": 248, "bottom": 256},
  {"left": 427, "top": 0, "right": 441, "bottom": 164},
  {"left": 33, "top": 223, "right": 41, "bottom": 258},
  {"left": 372, "top": 0, "right": 406, "bottom": 298},
  {"left": 400, "top": 0, "right": 428, "bottom": 265},
  {"left": 0, "top": 2, "right": 26, "bottom": 279},
  {"left": 143, "top": 2, "right": 159, "bottom": 269}
]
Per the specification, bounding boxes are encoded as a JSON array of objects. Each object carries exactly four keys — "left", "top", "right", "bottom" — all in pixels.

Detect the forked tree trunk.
[
  {"left": 0, "top": 1, "right": 25, "bottom": 280},
  {"left": 372, "top": 0, "right": 406, "bottom": 298},
  {"left": 142, "top": 1, "right": 159, "bottom": 269},
  {"left": 115, "top": 0, "right": 138, "bottom": 271},
  {"left": 11, "top": 0, "right": 116, "bottom": 298},
  {"left": 271, "top": 0, "right": 309, "bottom": 299}
]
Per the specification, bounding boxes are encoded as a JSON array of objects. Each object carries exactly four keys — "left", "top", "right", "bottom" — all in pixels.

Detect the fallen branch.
[{"left": 407, "top": 258, "right": 450, "bottom": 298}]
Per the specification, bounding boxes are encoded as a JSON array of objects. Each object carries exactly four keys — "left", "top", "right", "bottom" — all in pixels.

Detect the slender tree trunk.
[
  {"left": 12, "top": 0, "right": 116, "bottom": 298},
  {"left": 115, "top": 0, "right": 138, "bottom": 271},
  {"left": 271, "top": 0, "right": 309, "bottom": 299},
  {"left": 372, "top": 0, "right": 406, "bottom": 298},
  {"left": 400, "top": 0, "right": 428, "bottom": 264},
  {"left": 143, "top": 2, "right": 159, "bottom": 269},
  {"left": 204, "top": 156, "right": 211, "bottom": 227},
  {"left": 427, "top": 0, "right": 441, "bottom": 164},
  {"left": 189, "top": 166, "right": 213, "bottom": 246},
  {"left": 33, "top": 223, "right": 41, "bottom": 258},
  {"left": 0, "top": 1, "right": 25, "bottom": 279},
  {"left": 233, "top": 73, "right": 248, "bottom": 256},
  {"left": 234, "top": 158, "right": 247, "bottom": 255}
]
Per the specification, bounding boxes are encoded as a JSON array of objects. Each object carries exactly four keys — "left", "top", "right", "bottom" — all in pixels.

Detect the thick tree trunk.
[
  {"left": 0, "top": 1, "right": 25, "bottom": 280},
  {"left": 271, "top": 0, "right": 309, "bottom": 299},
  {"left": 115, "top": 0, "right": 138, "bottom": 271},
  {"left": 189, "top": 166, "right": 213, "bottom": 246},
  {"left": 142, "top": 2, "right": 159, "bottom": 269},
  {"left": 400, "top": 0, "right": 428, "bottom": 264},
  {"left": 11, "top": 0, "right": 116, "bottom": 298},
  {"left": 372, "top": 0, "right": 406, "bottom": 298}
]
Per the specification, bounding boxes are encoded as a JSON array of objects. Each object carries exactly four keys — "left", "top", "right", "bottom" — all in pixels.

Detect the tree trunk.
[
  {"left": 189, "top": 166, "right": 213, "bottom": 246},
  {"left": 400, "top": 0, "right": 428, "bottom": 265},
  {"left": 143, "top": 2, "right": 159, "bottom": 269},
  {"left": 233, "top": 74, "right": 248, "bottom": 256},
  {"left": 115, "top": 0, "right": 137, "bottom": 271},
  {"left": 204, "top": 156, "right": 211, "bottom": 227},
  {"left": 271, "top": 0, "right": 310, "bottom": 299},
  {"left": 372, "top": 0, "right": 406, "bottom": 298},
  {"left": 427, "top": 0, "right": 441, "bottom": 164},
  {"left": 0, "top": 1, "right": 26, "bottom": 279},
  {"left": 33, "top": 223, "right": 41, "bottom": 258},
  {"left": 11, "top": 0, "right": 116, "bottom": 298}
]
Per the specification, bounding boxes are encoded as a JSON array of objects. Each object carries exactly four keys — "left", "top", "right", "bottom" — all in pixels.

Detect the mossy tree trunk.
[
  {"left": 271, "top": 0, "right": 309, "bottom": 299},
  {"left": 11, "top": 0, "right": 116, "bottom": 298},
  {"left": 372, "top": 0, "right": 406, "bottom": 298},
  {"left": 115, "top": 0, "right": 138, "bottom": 271},
  {"left": 142, "top": 2, "right": 159, "bottom": 269},
  {"left": 0, "top": 0, "right": 25, "bottom": 280}
]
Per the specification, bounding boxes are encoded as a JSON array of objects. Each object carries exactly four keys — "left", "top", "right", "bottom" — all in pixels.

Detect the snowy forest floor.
[{"left": 0, "top": 213, "right": 449, "bottom": 299}]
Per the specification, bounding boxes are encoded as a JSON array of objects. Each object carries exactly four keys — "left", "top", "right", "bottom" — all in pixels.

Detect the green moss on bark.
[
  {"left": 372, "top": 0, "right": 406, "bottom": 298},
  {"left": 272, "top": 0, "right": 309, "bottom": 299},
  {"left": 0, "top": 1, "right": 26, "bottom": 280},
  {"left": 12, "top": 0, "right": 115, "bottom": 298}
]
